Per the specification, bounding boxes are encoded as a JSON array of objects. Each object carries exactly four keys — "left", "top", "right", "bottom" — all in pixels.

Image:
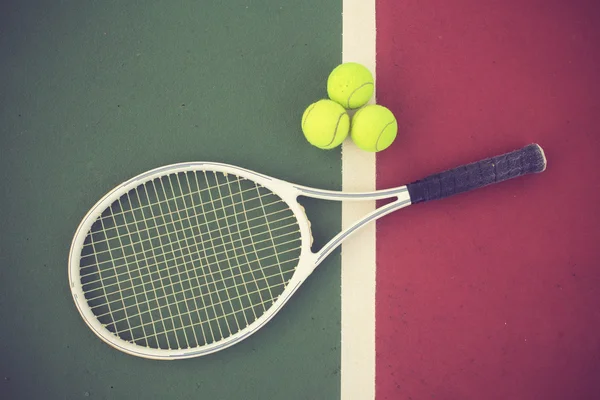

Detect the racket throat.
[{"left": 313, "top": 193, "right": 411, "bottom": 266}]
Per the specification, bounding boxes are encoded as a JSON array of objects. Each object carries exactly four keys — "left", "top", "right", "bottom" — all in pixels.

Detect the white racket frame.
[{"left": 69, "top": 162, "right": 411, "bottom": 360}]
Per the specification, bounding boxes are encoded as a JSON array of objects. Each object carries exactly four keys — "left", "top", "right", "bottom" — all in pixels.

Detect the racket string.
[
  {"left": 92, "top": 175, "right": 260, "bottom": 225},
  {"left": 107, "top": 170, "right": 231, "bottom": 348},
  {"left": 132, "top": 288, "right": 287, "bottom": 345},
  {"left": 222, "top": 174, "right": 274, "bottom": 321},
  {"left": 136, "top": 175, "right": 195, "bottom": 348},
  {"left": 110, "top": 188, "right": 170, "bottom": 347},
  {"left": 80, "top": 170, "right": 302, "bottom": 349},
  {"left": 80, "top": 182, "right": 294, "bottom": 286},
  {"left": 81, "top": 212, "right": 298, "bottom": 300},
  {"left": 97, "top": 252, "right": 301, "bottom": 327},
  {"left": 83, "top": 226, "right": 301, "bottom": 301},
  {"left": 103, "top": 257, "right": 300, "bottom": 342},
  {"left": 253, "top": 181, "right": 289, "bottom": 291},
  {"left": 80, "top": 192, "right": 288, "bottom": 267},
  {"left": 198, "top": 170, "right": 253, "bottom": 338}
]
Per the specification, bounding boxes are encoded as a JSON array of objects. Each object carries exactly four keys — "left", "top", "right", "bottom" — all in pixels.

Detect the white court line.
[{"left": 341, "top": 1, "right": 377, "bottom": 399}]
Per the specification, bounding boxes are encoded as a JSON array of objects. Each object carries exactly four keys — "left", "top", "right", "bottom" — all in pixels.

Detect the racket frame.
[{"left": 69, "top": 162, "right": 409, "bottom": 359}]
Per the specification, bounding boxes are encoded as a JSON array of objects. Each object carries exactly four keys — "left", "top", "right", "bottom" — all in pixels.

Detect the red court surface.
[{"left": 374, "top": 1, "right": 600, "bottom": 399}]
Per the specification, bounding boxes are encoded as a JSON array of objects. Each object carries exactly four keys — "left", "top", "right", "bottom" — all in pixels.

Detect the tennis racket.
[{"left": 69, "top": 144, "right": 546, "bottom": 359}]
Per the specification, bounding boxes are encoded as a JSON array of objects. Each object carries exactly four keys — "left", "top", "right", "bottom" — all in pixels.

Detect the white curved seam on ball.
[
  {"left": 301, "top": 103, "right": 317, "bottom": 131},
  {"left": 326, "top": 112, "right": 347, "bottom": 147},
  {"left": 346, "top": 82, "right": 374, "bottom": 108},
  {"left": 375, "top": 121, "right": 395, "bottom": 151}
]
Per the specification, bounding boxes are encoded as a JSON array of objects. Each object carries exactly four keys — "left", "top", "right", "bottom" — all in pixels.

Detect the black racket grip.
[{"left": 407, "top": 144, "right": 546, "bottom": 204}]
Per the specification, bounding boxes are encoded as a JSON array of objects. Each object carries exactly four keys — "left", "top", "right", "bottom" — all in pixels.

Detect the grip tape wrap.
[{"left": 407, "top": 144, "right": 546, "bottom": 204}]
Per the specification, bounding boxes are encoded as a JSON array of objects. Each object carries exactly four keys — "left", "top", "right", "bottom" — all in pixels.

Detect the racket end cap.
[{"left": 528, "top": 143, "right": 547, "bottom": 173}]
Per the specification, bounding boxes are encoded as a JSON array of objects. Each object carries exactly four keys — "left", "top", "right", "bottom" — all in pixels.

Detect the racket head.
[{"left": 68, "top": 162, "right": 313, "bottom": 359}]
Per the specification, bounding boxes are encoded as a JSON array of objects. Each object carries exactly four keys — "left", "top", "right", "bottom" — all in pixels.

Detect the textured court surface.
[
  {"left": 2, "top": 1, "right": 599, "bottom": 399},
  {"left": 0, "top": 1, "right": 343, "bottom": 399},
  {"left": 375, "top": 1, "right": 600, "bottom": 399}
]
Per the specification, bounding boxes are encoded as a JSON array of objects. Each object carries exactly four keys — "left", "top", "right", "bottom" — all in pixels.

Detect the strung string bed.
[{"left": 78, "top": 170, "right": 302, "bottom": 350}]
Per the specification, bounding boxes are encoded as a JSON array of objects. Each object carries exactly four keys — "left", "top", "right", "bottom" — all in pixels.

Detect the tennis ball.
[
  {"left": 350, "top": 104, "right": 398, "bottom": 152},
  {"left": 301, "top": 99, "right": 350, "bottom": 149},
  {"left": 327, "top": 62, "right": 374, "bottom": 109}
]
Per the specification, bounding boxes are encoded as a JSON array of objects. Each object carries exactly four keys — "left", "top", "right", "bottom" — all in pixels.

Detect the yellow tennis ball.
[
  {"left": 327, "top": 62, "right": 374, "bottom": 109},
  {"left": 301, "top": 99, "right": 350, "bottom": 149},
  {"left": 350, "top": 105, "right": 398, "bottom": 152}
]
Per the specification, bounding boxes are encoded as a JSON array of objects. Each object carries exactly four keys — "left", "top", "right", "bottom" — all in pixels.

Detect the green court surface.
[{"left": 0, "top": 1, "right": 344, "bottom": 398}]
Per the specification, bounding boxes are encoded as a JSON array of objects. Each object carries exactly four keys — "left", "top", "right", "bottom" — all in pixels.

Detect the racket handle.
[{"left": 407, "top": 144, "right": 546, "bottom": 204}]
